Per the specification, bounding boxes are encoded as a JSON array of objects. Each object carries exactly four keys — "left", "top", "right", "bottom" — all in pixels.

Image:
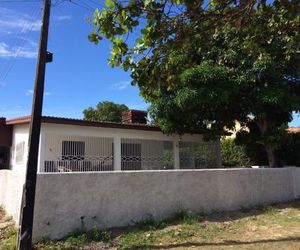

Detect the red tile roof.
[{"left": 6, "top": 115, "right": 31, "bottom": 125}]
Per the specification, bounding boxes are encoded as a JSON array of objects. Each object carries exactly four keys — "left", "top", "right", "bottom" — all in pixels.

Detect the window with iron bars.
[{"left": 121, "top": 138, "right": 174, "bottom": 171}]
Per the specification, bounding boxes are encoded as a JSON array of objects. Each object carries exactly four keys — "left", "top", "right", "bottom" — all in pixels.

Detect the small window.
[
  {"left": 62, "top": 141, "right": 85, "bottom": 160},
  {"left": 15, "top": 142, "right": 25, "bottom": 164}
]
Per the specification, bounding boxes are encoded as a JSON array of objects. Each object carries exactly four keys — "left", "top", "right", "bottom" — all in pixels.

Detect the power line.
[
  {"left": 0, "top": 0, "right": 42, "bottom": 3},
  {"left": 76, "top": 0, "right": 95, "bottom": 10},
  {"left": 0, "top": 0, "right": 103, "bottom": 80},
  {"left": 86, "top": 0, "right": 104, "bottom": 9},
  {"left": 0, "top": 5, "right": 41, "bottom": 80},
  {"left": 67, "top": 0, "right": 93, "bottom": 11},
  {"left": 51, "top": 0, "right": 67, "bottom": 7},
  {"left": 0, "top": 5, "right": 42, "bottom": 81}
]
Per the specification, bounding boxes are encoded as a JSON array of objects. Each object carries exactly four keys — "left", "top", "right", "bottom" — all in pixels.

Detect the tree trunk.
[
  {"left": 264, "top": 144, "right": 281, "bottom": 168},
  {"left": 255, "top": 119, "right": 282, "bottom": 168}
]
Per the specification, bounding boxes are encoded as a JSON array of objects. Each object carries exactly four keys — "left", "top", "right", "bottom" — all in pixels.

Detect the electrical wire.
[
  {"left": 67, "top": 0, "right": 93, "bottom": 11},
  {"left": 0, "top": 5, "right": 42, "bottom": 81},
  {"left": 0, "top": 0, "right": 104, "bottom": 81},
  {"left": 0, "top": 0, "right": 42, "bottom": 3}
]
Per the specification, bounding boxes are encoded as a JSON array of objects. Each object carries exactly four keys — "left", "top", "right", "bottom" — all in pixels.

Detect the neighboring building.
[
  {"left": 1, "top": 110, "right": 221, "bottom": 173},
  {"left": 0, "top": 117, "right": 12, "bottom": 169},
  {"left": 287, "top": 127, "right": 300, "bottom": 134}
]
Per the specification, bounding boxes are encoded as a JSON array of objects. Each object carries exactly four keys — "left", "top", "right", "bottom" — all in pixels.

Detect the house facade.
[
  {"left": 2, "top": 111, "right": 300, "bottom": 242},
  {"left": 1, "top": 110, "right": 221, "bottom": 173}
]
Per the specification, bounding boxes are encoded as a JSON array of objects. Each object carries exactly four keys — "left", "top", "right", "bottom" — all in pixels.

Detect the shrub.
[{"left": 221, "top": 138, "right": 253, "bottom": 167}]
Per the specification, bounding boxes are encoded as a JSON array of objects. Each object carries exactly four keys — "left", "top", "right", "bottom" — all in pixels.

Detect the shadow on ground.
[
  {"left": 127, "top": 236, "right": 300, "bottom": 249},
  {"left": 110, "top": 199, "right": 300, "bottom": 235}
]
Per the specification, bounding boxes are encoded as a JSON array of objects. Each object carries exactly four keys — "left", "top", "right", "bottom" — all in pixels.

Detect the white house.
[
  {"left": 2, "top": 110, "right": 300, "bottom": 243},
  {"left": 1, "top": 110, "right": 221, "bottom": 172}
]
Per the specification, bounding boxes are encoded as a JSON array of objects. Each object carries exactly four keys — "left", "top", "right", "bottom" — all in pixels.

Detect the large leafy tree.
[
  {"left": 89, "top": 0, "right": 300, "bottom": 167},
  {"left": 83, "top": 101, "right": 129, "bottom": 123}
]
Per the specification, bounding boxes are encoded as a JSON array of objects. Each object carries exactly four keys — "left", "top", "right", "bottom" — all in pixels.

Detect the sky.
[
  {"left": 0, "top": 0, "right": 299, "bottom": 127},
  {"left": 0, "top": 0, "right": 148, "bottom": 120}
]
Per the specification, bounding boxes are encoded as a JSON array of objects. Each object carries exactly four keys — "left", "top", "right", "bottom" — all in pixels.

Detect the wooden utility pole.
[{"left": 17, "top": 0, "right": 51, "bottom": 249}]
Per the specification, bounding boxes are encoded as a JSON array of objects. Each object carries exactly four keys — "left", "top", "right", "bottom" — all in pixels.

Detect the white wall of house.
[
  {"left": 8, "top": 122, "right": 221, "bottom": 172},
  {"left": 10, "top": 124, "right": 30, "bottom": 172},
  {"left": 39, "top": 123, "right": 221, "bottom": 172}
]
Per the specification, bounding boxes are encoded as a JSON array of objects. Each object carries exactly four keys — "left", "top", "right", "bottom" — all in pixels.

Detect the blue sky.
[
  {"left": 0, "top": 0, "right": 299, "bottom": 127},
  {"left": 0, "top": 0, "right": 148, "bottom": 119}
]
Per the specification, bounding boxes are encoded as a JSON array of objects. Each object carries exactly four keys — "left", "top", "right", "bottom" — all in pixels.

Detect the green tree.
[
  {"left": 83, "top": 101, "right": 128, "bottom": 123},
  {"left": 89, "top": 0, "right": 300, "bottom": 167}
]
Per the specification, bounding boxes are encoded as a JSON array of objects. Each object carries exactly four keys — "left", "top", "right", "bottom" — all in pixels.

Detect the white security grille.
[
  {"left": 62, "top": 141, "right": 85, "bottom": 160},
  {"left": 179, "top": 141, "right": 219, "bottom": 169},
  {"left": 121, "top": 138, "right": 174, "bottom": 171},
  {"left": 44, "top": 134, "right": 113, "bottom": 172},
  {"left": 41, "top": 132, "right": 219, "bottom": 172}
]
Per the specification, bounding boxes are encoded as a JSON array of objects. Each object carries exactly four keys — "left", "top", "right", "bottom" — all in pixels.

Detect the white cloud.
[
  {"left": 55, "top": 15, "right": 72, "bottom": 21},
  {"left": 0, "top": 7, "right": 41, "bottom": 34},
  {"left": 0, "top": 42, "right": 37, "bottom": 59},
  {"left": 26, "top": 89, "right": 52, "bottom": 96},
  {"left": 26, "top": 89, "right": 34, "bottom": 96},
  {"left": 0, "top": 19, "right": 41, "bottom": 33},
  {"left": 0, "top": 7, "right": 71, "bottom": 61},
  {"left": 112, "top": 80, "right": 131, "bottom": 90},
  {"left": 0, "top": 7, "right": 40, "bottom": 59}
]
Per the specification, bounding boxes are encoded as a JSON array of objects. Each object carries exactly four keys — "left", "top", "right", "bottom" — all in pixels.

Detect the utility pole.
[{"left": 17, "top": 0, "right": 52, "bottom": 249}]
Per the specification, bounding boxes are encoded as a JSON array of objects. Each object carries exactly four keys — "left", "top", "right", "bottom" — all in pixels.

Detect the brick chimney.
[{"left": 122, "top": 110, "right": 147, "bottom": 124}]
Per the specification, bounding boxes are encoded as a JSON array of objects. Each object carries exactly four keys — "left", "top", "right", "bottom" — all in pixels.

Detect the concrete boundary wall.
[
  {"left": 293, "top": 167, "right": 300, "bottom": 197},
  {"left": 1, "top": 168, "right": 300, "bottom": 242},
  {"left": 33, "top": 167, "right": 300, "bottom": 241},
  {"left": 0, "top": 170, "right": 24, "bottom": 223}
]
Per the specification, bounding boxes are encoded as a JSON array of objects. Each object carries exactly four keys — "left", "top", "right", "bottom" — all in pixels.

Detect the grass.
[
  {"left": 1, "top": 200, "right": 300, "bottom": 250},
  {"left": 34, "top": 228, "right": 112, "bottom": 250},
  {"left": 1, "top": 228, "right": 17, "bottom": 250}
]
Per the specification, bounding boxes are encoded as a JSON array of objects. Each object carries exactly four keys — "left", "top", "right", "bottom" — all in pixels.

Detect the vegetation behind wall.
[
  {"left": 221, "top": 139, "right": 254, "bottom": 167},
  {"left": 221, "top": 133, "right": 300, "bottom": 167},
  {"left": 279, "top": 133, "right": 300, "bottom": 166}
]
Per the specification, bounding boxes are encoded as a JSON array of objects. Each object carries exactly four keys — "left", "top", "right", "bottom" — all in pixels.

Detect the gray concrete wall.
[
  {"left": 31, "top": 167, "right": 300, "bottom": 242},
  {"left": 293, "top": 167, "right": 300, "bottom": 198},
  {"left": 0, "top": 170, "right": 24, "bottom": 223}
]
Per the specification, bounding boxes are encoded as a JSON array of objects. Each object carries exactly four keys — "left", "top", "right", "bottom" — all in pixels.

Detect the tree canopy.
[
  {"left": 83, "top": 101, "right": 129, "bottom": 123},
  {"left": 89, "top": 0, "right": 300, "bottom": 167}
]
